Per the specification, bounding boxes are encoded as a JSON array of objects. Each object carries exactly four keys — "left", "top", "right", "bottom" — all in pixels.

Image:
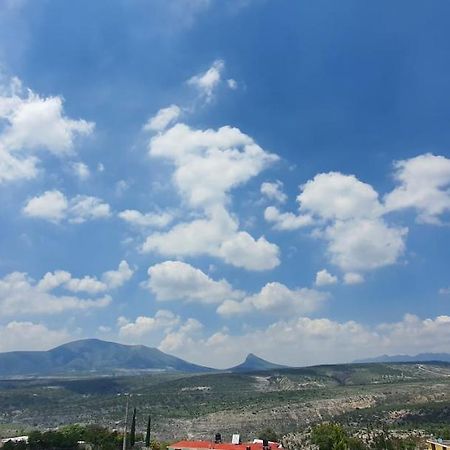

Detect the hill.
[
  {"left": 354, "top": 352, "right": 450, "bottom": 363},
  {"left": 228, "top": 353, "right": 288, "bottom": 372},
  {"left": 0, "top": 338, "right": 213, "bottom": 376}
]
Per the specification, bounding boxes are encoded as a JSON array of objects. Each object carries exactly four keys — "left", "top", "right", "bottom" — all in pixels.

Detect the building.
[
  {"left": 0, "top": 436, "right": 29, "bottom": 448},
  {"left": 169, "top": 436, "right": 283, "bottom": 450},
  {"left": 427, "top": 440, "right": 450, "bottom": 450}
]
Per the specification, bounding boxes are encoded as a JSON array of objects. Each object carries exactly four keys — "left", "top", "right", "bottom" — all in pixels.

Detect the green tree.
[
  {"left": 130, "top": 408, "right": 137, "bottom": 447},
  {"left": 311, "top": 423, "right": 349, "bottom": 450},
  {"left": 145, "top": 416, "right": 151, "bottom": 448},
  {"left": 259, "top": 428, "right": 279, "bottom": 443}
]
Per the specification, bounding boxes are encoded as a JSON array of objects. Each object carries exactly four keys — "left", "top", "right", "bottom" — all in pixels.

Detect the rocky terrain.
[{"left": 1, "top": 361, "right": 450, "bottom": 441}]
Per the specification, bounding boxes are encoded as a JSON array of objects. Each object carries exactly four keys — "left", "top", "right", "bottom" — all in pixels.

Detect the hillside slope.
[
  {"left": 228, "top": 353, "right": 288, "bottom": 372},
  {"left": 0, "top": 339, "right": 213, "bottom": 376}
]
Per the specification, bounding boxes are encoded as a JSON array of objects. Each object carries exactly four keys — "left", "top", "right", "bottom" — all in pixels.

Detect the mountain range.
[
  {"left": 0, "top": 339, "right": 212, "bottom": 376},
  {"left": 3, "top": 339, "right": 450, "bottom": 377},
  {"left": 354, "top": 352, "right": 450, "bottom": 363},
  {"left": 0, "top": 339, "right": 286, "bottom": 377}
]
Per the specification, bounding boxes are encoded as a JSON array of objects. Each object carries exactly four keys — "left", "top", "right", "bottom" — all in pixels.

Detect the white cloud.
[
  {"left": 64, "top": 275, "right": 107, "bottom": 294},
  {"left": 315, "top": 269, "right": 338, "bottom": 286},
  {"left": 39, "top": 260, "right": 134, "bottom": 294},
  {"left": 145, "top": 260, "right": 244, "bottom": 304},
  {"left": 260, "top": 180, "right": 287, "bottom": 203},
  {"left": 159, "top": 317, "right": 204, "bottom": 353},
  {"left": 68, "top": 195, "right": 111, "bottom": 223},
  {"left": 264, "top": 206, "right": 313, "bottom": 230},
  {"left": 324, "top": 218, "right": 407, "bottom": 272},
  {"left": 187, "top": 59, "right": 225, "bottom": 101},
  {"left": 119, "top": 209, "right": 173, "bottom": 229},
  {"left": 0, "top": 271, "right": 111, "bottom": 316},
  {"left": 23, "top": 189, "right": 68, "bottom": 223},
  {"left": 101, "top": 260, "right": 134, "bottom": 289},
  {"left": 144, "top": 123, "right": 280, "bottom": 270},
  {"left": 266, "top": 171, "right": 407, "bottom": 274},
  {"left": 0, "top": 321, "right": 70, "bottom": 352},
  {"left": 152, "top": 313, "right": 450, "bottom": 369},
  {"left": 71, "top": 161, "right": 90, "bottom": 180},
  {"left": 298, "top": 172, "right": 383, "bottom": 221},
  {"left": 119, "top": 310, "right": 180, "bottom": 339},
  {"left": 227, "top": 78, "right": 238, "bottom": 90},
  {"left": 143, "top": 104, "right": 181, "bottom": 132},
  {"left": 217, "top": 282, "right": 328, "bottom": 317},
  {"left": 143, "top": 207, "right": 280, "bottom": 271},
  {"left": 343, "top": 272, "right": 365, "bottom": 285},
  {"left": 384, "top": 153, "right": 450, "bottom": 224},
  {"left": 0, "top": 76, "right": 94, "bottom": 183},
  {"left": 149, "top": 123, "right": 278, "bottom": 209},
  {"left": 439, "top": 287, "right": 450, "bottom": 295},
  {"left": 23, "top": 190, "right": 111, "bottom": 224}
]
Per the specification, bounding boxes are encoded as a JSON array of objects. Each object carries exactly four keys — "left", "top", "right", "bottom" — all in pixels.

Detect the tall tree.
[
  {"left": 145, "top": 415, "right": 151, "bottom": 448},
  {"left": 130, "top": 408, "right": 137, "bottom": 447}
]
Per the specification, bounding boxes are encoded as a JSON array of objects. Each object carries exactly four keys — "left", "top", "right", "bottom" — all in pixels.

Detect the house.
[
  {"left": 427, "top": 439, "right": 450, "bottom": 450},
  {"left": 168, "top": 435, "right": 283, "bottom": 450},
  {"left": 0, "top": 436, "right": 29, "bottom": 448}
]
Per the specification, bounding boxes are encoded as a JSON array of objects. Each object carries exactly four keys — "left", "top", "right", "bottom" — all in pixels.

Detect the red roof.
[{"left": 169, "top": 441, "right": 282, "bottom": 450}]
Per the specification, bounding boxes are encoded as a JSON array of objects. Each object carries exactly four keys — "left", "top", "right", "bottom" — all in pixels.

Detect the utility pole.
[{"left": 122, "top": 394, "right": 130, "bottom": 450}]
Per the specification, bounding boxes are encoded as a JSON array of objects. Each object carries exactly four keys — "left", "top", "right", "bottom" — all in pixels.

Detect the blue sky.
[{"left": 0, "top": 0, "right": 449, "bottom": 368}]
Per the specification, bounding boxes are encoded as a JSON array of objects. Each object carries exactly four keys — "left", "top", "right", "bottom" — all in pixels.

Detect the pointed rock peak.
[{"left": 228, "top": 353, "right": 289, "bottom": 372}]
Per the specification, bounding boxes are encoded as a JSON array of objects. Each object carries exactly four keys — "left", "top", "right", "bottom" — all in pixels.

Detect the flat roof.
[
  {"left": 169, "top": 441, "right": 282, "bottom": 450},
  {"left": 427, "top": 440, "right": 450, "bottom": 448}
]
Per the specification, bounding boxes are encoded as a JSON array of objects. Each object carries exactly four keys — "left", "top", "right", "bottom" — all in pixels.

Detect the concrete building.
[
  {"left": 168, "top": 436, "right": 283, "bottom": 450},
  {"left": 0, "top": 436, "right": 28, "bottom": 448},
  {"left": 427, "top": 440, "right": 450, "bottom": 450}
]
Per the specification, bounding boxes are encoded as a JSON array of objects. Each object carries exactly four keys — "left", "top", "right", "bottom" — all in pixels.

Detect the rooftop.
[
  {"left": 169, "top": 441, "right": 282, "bottom": 450},
  {"left": 427, "top": 440, "right": 450, "bottom": 448}
]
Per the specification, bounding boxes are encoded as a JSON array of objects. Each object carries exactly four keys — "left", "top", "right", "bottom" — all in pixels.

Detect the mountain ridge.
[
  {"left": 0, "top": 338, "right": 214, "bottom": 377},
  {"left": 354, "top": 352, "right": 450, "bottom": 364},
  {"left": 228, "top": 352, "right": 288, "bottom": 372}
]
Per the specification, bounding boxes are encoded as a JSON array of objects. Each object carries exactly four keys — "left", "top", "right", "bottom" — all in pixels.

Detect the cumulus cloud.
[
  {"left": 217, "top": 282, "right": 328, "bottom": 317},
  {"left": 143, "top": 207, "right": 280, "bottom": 271},
  {"left": 119, "top": 209, "right": 174, "bottom": 229},
  {"left": 298, "top": 172, "right": 383, "bottom": 220},
  {"left": 119, "top": 310, "right": 181, "bottom": 339},
  {"left": 187, "top": 59, "right": 225, "bottom": 101},
  {"left": 343, "top": 272, "right": 365, "bottom": 285},
  {"left": 39, "top": 260, "right": 134, "bottom": 294},
  {"left": 150, "top": 313, "right": 450, "bottom": 369},
  {"left": 0, "top": 271, "right": 111, "bottom": 316},
  {"left": 143, "top": 104, "right": 181, "bottom": 132},
  {"left": 384, "top": 153, "right": 450, "bottom": 225},
  {"left": 145, "top": 260, "right": 243, "bottom": 304},
  {"left": 315, "top": 269, "right": 338, "bottom": 286},
  {"left": 143, "top": 123, "right": 280, "bottom": 270},
  {"left": 260, "top": 180, "right": 287, "bottom": 203},
  {"left": 159, "top": 317, "right": 204, "bottom": 353},
  {"left": 266, "top": 171, "right": 407, "bottom": 275},
  {"left": 149, "top": 123, "right": 278, "bottom": 209},
  {"left": 22, "top": 189, "right": 68, "bottom": 222},
  {"left": 264, "top": 206, "right": 313, "bottom": 230},
  {"left": 0, "top": 76, "right": 94, "bottom": 183},
  {"left": 102, "top": 260, "right": 134, "bottom": 289},
  {"left": 323, "top": 218, "right": 407, "bottom": 272},
  {"left": 23, "top": 190, "right": 111, "bottom": 224},
  {"left": 143, "top": 261, "right": 326, "bottom": 321},
  {"left": 0, "top": 321, "right": 70, "bottom": 352}
]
